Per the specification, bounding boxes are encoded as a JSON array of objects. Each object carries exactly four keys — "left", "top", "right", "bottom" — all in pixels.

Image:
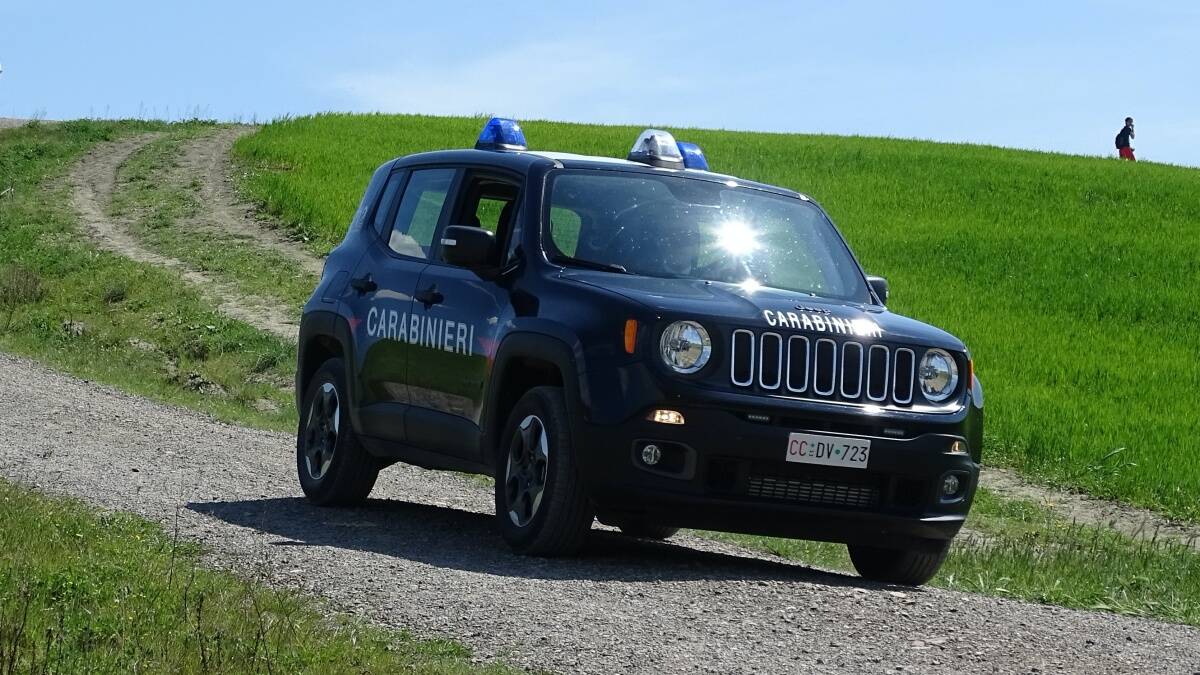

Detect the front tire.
[
  {"left": 296, "top": 358, "right": 378, "bottom": 506},
  {"left": 494, "top": 386, "right": 593, "bottom": 556},
  {"left": 847, "top": 540, "right": 950, "bottom": 586}
]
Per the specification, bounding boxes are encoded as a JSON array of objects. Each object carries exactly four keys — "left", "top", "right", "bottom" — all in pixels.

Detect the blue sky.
[{"left": 3, "top": 1, "right": 1198, "bottom": 165}]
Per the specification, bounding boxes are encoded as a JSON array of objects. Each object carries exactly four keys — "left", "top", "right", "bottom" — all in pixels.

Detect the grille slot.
[
  {"left": 893, "top": 348, "right": 915, "bottom": 404},
  {"left": 731, "top": 329, "right": 755, "bottom": 387},
  {"left": 759, "top": 332, "right": 783, "bottom": 390},
  {"left": 813, "top": 339, "right": 837, "bottom": 395},
  {"left": 866, "top": 344, "right": 889, "bottom": 402},
  {"left": 785, "top": 335, "right": 810, "bottom": 393},
  {"left": 840, "top": 341, "right": 863, "bottom": 399},
  {"left": 747, "top": 475, "right": 880, "bottom": 509},
  {"left": 729, "top": 329, "right": 925, "bottom": 409}
]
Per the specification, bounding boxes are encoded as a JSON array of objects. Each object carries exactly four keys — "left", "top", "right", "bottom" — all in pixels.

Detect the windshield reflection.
[{"left": 548, "top": 171, "right": 871, "bottom": 303}]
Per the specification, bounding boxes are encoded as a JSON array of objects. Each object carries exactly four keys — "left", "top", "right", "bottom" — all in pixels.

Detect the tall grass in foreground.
[
  {"left": 0, "top": 480, "right": 505, "bottom": 674},
  {"left": 235, "top": 113, "right": 1200, "bottom": 520}
]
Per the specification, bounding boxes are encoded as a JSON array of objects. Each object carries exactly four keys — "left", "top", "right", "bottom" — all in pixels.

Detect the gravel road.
[{"left": 2, "top": 353, "right": 1198, "bottom": 674}]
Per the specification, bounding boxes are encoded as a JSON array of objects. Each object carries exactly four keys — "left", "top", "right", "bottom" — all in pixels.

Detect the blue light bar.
[
  {"left": 676, "top": 141, "right": 709, "bottom": 171},
  {"left": 475, "top": 117, "right": 527, "bottom": 151}
]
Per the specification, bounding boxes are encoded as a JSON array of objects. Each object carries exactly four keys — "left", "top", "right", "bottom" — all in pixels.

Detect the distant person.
[{"left": 1115, "top": 117, "right": 1136, "bottom": 161}]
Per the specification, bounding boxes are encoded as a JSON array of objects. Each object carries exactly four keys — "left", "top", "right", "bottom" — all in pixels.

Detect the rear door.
[
  {"left": 348, "top": 166, "right": 456, "bottom": 443},
  {"left": 405, "top": 169, "right": 523, "bottom": 460}
]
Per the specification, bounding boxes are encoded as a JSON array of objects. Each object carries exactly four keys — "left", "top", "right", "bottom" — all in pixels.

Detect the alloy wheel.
[
  {"left": 303, "top": 382, "right": 339, "bottom": 481},
  {"left": 505, "top": 414, "right": 550, "bottom": 527}
]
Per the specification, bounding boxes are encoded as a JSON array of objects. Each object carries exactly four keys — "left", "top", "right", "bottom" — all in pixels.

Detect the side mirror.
[
  {"left": 867, "top": 275, "right": 889, "bottom": 305},
  {"left": 440, "top": 225, "right": 497, "bottom": 268}
]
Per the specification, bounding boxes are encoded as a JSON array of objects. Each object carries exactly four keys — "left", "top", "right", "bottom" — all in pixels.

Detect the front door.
[
  {"left": 406, "top": 170, "right": 522, "bottom": 460},
  {"left": 348, "top": 167, "right": 455, "bottom": 442}
]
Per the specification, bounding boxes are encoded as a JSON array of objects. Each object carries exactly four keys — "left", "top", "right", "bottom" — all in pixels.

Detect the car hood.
[{"left": 559, "top": 271, "right": 965, "bottom": 351}]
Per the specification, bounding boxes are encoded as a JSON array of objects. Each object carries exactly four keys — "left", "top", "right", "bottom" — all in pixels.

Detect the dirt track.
[{"left": 67, "top": 132, "right": 302, "bottom": 341}]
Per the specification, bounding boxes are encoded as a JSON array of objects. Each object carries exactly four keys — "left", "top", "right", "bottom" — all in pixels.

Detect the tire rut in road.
[
  {"left": 981, "top": 467, "right": 1200, "bottom": 551},
  {"left": 1, "top": 351, "right": 1197, "bottom": 675},
  {"left": 175, "top": 126, "right": 325, "bottom": 277},
  {"left": 67, "top": 133, "right": 300, "bottom": 341}
]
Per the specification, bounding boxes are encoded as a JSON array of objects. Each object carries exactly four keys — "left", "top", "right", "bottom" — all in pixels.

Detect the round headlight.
[
  {"left": 919, "top": 348, "right": 960, "bottom": 402},
  {"left": 659, "top": 321, "right": 711, "bottom": 374}
]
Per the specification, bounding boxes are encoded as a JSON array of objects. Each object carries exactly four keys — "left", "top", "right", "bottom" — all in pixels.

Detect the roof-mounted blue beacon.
[
  {"left": 475, "top": 117, "right": 527, "bottom": 151},
  {"left": 675, "top": 141, "right": 709, "bottom": 171}
]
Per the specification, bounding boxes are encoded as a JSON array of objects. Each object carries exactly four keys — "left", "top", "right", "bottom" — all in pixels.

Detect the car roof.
[{"left": 391, "top": 149, "right": 803, "bottom": 199}]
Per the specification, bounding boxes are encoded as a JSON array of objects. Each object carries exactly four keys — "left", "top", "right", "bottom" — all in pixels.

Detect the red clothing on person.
[{"left": 1119, "top": 147, "right": 1136, "bottom": 161}]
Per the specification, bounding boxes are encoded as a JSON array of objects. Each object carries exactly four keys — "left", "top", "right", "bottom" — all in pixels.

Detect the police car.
[{"left": 295, "top": 118, "right": 983, "bottom": 585}]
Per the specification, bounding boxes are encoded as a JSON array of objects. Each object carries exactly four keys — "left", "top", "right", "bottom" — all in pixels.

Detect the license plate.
[{"left": 785, "top": 432, "right": 871, "bottom": 469}]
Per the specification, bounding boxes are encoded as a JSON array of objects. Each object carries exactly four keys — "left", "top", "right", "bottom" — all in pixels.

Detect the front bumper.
[{"left": 573, "top": 394, "right": 981, "bottom": 549}]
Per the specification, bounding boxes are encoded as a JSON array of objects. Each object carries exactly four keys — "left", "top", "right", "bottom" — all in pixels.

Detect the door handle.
[
  {"left": 415, "top": 285, "right": 444, "bottom": 306},
  {"left": 350, "top": 275, "right": 377, "bottom": 294}
]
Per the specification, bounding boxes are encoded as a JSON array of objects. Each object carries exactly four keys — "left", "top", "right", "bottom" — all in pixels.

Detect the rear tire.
[
  {"left": 494, "top": 386, "right": 593, "bottom": 556},
  {"left": 847, "top": 540, "right": 950, "bottom": 586},
  {"left": 296, "top": 358, "right": 379, "bottom": 506},
  {"left": 616, "top": 521, "right": 680, "bottom": 541}
]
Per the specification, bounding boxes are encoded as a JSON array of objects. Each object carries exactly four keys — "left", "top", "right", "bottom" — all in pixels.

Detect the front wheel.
[
  {"left": 296, "top": 358, "right": 379, "bottom": 506},
  {"left": 847, "top": 540, "right": 950, "bottom": 586},
  {"left": 494, "top": 386, "right": 593, "bottom": 556}
]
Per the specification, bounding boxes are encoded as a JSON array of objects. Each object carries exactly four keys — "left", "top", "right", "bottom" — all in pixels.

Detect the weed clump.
[
  {"left": 0, "top": 265, "right": 45, "bottom": 331},
  {"left": 101, "top": 283, "right": 127, "bottom": 304}
]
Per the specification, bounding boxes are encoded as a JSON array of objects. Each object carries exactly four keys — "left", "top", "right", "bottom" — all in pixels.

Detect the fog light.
[
  {"left": 950, "top": 440, "right": 968, "bottom": 454},
  {"left": 941, "top": 474, "right": 961, "bottom": 497},
  {"left": 641, "top": 444, "right": 662, "bottom": 466},
  {"left": 650, "top": 409, "right": 685, "bottom": 425}
]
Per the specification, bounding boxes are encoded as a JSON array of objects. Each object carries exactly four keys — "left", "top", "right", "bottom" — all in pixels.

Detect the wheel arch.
[
  {"left": 296, "top": 310, "right": 355, "bottom": 413},
  {"left": 482, "top": 331, "right": 589, "bottom": 463}
]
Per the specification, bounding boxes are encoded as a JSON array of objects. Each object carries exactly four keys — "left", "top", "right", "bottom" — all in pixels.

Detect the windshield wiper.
[{"left": 551, "top": 256, "right": 630, "bottom": 274}]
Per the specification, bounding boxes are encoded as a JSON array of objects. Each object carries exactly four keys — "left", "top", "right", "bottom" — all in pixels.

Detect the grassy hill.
[{"left": 234, "top": 114, "right": 1200, "bottom": 521}]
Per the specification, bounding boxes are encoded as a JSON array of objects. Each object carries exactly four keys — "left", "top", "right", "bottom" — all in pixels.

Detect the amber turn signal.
[{"left": 623, "top": 319, "right": 638, "bottom": 354}]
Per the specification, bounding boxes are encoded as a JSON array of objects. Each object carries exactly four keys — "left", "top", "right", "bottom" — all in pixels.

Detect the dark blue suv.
[{"left": 295, "top": 119, "right": 983, "bottom": 585}]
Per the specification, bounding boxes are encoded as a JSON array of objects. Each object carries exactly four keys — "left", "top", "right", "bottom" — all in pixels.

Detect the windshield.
[{"left": 546, "top": 171, "right": 872, "bottom": 302}]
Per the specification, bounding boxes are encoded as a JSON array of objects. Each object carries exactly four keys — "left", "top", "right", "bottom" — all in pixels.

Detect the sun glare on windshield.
[
  {"left": 738, "top": 278, "right": 763, "bottom": 293},
  {"left": 713, "top": 219, "right": 761, "bottom": 257}
]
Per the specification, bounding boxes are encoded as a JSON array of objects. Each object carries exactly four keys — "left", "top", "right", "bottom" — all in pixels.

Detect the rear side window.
[{"left": 388, "top": 169, "right": 454, "bottom": 259}]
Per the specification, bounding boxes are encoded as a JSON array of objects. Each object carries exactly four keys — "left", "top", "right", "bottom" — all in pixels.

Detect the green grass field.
[
  {"left": 234, "top": 113, "right": 1200, "bottom": 521},
  {"left": 3, "top": 118, "right": 1200, "bottom": 631}
]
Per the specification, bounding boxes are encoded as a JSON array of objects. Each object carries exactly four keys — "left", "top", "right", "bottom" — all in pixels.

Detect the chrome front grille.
[{"left": 730, "top": 329, "right": 918, "bottom": 408}]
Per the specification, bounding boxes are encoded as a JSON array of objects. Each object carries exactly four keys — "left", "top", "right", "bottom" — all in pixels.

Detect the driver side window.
[
  {"left": 549, "top": 207, "right": 582, "bottom": 256},
  {"left": 451, "top": 172, "right": 522, "bottom": 265}
]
